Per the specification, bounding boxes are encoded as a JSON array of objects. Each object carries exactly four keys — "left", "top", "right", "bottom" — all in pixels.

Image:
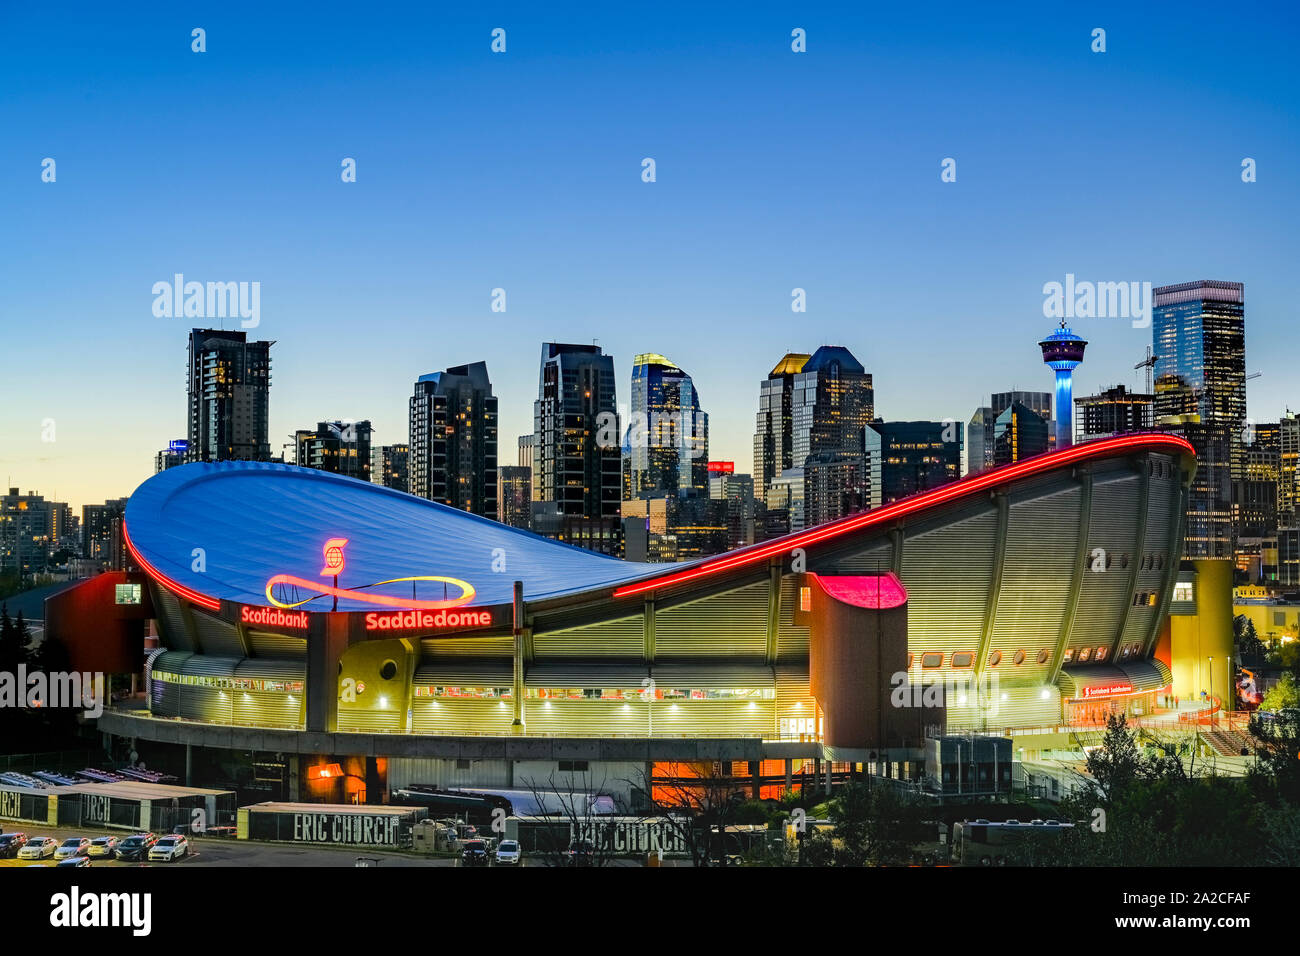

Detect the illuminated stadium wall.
[{"left": 108, "top": 434, "right": 1194, "bottom": 764}]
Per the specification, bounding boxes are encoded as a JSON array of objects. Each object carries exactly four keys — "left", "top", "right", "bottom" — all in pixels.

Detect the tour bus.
[{"left": 951, "top": 818, "right": 1074, "bottom": 866}]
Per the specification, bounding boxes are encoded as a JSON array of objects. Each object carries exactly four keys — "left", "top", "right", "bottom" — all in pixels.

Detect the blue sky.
[{"left": 2, "top": 1, "right": 1297, "bottom": 510}]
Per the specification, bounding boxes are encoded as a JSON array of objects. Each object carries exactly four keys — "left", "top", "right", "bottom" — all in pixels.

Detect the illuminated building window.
[
  {"left": 1173, "top": 582, "right": 1194, "bottom": 602},
  {"left": 800, "top": 587, "right": 811, "bottom": 612},
  {"left": 951, "top": 652, "right": 973, "bottom": 668},
  {"left": 1062, "top": 648, "right": 1074, "bottom": 663},
  {"left": 920, "top": 652, "right": 943, "bottom": 669},
  {"left": 1078, "top": 647, "right": 1091, "bottom": 662},
  {"left": 1094, "top": 646, "right": 1108, "bottom": 662}
]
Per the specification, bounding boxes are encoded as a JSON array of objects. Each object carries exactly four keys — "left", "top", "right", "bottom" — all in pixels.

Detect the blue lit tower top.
[{"left": 1039, "top": 320, "right": 1088, "bottom": 449}]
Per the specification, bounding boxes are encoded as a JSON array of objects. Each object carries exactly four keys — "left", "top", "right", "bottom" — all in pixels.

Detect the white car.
[
  {"left": 54, "top": 837, "right": 91, "bottom": 861},
  {"left": 494, "top": 840, "right": 522, "bottom": 866},
  {"left": 147, "top": 835, "right": 189, "bottom": 862},
  {"left": 86, "top": 836, "right": 119, "bottom": 858},
  {"left": 17, "top": 837, "right": 56, "bottom": 860}
]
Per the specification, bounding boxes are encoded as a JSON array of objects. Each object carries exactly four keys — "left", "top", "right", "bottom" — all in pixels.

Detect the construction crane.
[{"left": 1135, "top": 347, "right": 1159, "bottom": 393}]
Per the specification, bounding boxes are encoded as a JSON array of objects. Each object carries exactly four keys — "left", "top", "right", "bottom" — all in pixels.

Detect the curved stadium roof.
[
  {"left": 124, "top": 433, "right": 1195, "bottom": 615},
  {"left": 124, "top": 462, "right": 675, "bottom": 611}
]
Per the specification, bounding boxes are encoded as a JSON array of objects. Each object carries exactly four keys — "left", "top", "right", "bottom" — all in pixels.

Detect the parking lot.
[{"left": 0, "top": 820, "right": 462, "bottom": 868}]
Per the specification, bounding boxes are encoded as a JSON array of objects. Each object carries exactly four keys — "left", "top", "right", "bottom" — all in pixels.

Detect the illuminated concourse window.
[
  {"left": 1078, "top": 647, "right": 1091, "bottom": 662},
  {"left": 414, "top": 686, "right": 513, "bottom": 699},
  {"left": 1094, "top": 646, "right": 1108, "bottom": 662},
  {"left": 523, "top": 687, "right": 775, "bottom": 701},
  {"left": 1173, "top": 582, "right": 1195, "bottom": 602},
  {"left": 1062, "top": 648, "right": 1074, "bottom": 663},
  {"left": 150, "top": 672, "right": 303, "bottom": 693}
]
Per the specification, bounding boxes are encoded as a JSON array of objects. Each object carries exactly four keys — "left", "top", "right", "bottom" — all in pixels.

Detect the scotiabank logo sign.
[
  {"left": 1081, "top": 682, "right": 1133, "bottom": 699},
  {"left": 365, "top": 608, "right": 493, "bottom": 631},
  {"left": 241, "top": 605, "right": 309, "bottom": 629}
]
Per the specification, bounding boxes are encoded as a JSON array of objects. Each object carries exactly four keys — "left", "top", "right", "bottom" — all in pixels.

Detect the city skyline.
[{"left": 4, "top": 5, "right": 1298, "bottom": 512}]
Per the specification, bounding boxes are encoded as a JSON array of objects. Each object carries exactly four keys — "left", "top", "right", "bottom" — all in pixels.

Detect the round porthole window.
[
  {"left": 1013, "top": 649, "right": 1026, "bottom": 666},
  {"left": 379, "top": 660, "right": 398, "bottom": 681},
  {"left": 1036, "top": 649, "right": 1049, "bottom": 664},
  {"left": 989, "top": 651, "right": 1002, "bottom": 667}
]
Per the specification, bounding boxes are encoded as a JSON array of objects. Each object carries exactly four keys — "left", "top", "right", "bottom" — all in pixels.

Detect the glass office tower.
[
  {"left": 1153, "top": 280, "right": 1246, "bottom": 559},
  {"left": 628, "top": 353, "right": 708, "bottom": 497}
]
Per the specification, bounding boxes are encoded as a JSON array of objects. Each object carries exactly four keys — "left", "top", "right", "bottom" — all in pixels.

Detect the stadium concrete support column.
[
  {"left": 1050, "top": 468, "right": 1092, "bottom": 682},
  {"left": 512, "top": 582, "right": 525, "bottom": 729},
  {"left": 765, "top": 561, "right": 781, "bottom": 663},
  {"left": 974, "top": 491, "right": 1010, "bottom": 682},
  {"left": 1146, "top": 481, "right": 1190, "bottom": 657},
  {"left": 308, "top": 614, "right": 350, "bottom": 733},
  {"left": 1108, "top": 462, "right": 1150, "bottom": 661}
]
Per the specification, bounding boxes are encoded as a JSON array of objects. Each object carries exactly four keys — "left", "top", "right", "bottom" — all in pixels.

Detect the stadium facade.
[{"left": 79, "top": 433, "right": 1197, "bottom": 799}]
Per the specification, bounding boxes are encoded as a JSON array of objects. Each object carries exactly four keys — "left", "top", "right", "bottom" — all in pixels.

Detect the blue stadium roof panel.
[{"left": 124, "top": 461, "right": 674, "bottom": 610}]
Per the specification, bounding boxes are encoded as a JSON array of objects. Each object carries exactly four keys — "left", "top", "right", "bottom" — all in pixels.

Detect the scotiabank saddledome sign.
[
  {"left": 244, "top": 537, "right": 494, "bottom": 631},
  {"left": 1081, "top": 682, "right": 1135, "bottom": 699}
]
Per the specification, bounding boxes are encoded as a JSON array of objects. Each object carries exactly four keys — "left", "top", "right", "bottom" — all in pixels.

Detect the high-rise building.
[
  {"left": 1153, "top": 280, "right": 1246, "bottom": 559},
  {"left": 1238, "top": 440, "right": 1280, "bottom": 539},
  {"left": 708, "top": 462, "right": 756, "bottom": 550},
  {"left": 804, "top": 451, "right": 875, "bottom": 527},
  {"left": 497, "top": 465, "right": 532, "bottom": 530},
  {"left": 993, "top": 402, "right": 1050, "bottom": 466},
  {"left": 155, "top": 439, "right": 189, "bottom": 473},
  {"left": 185, "top": 328, "right": 273, "bottom": 463},
  {"left": 621, "top": 495, "right": 728, "bottom": 562},
  {"left": 1039, "top": 321, "right": 1088, "bottom": 450},
  {"left": 82, "top": 498, "right": 128, "bottom": 568},
  {"left": 967, "top": 391, "right": 1053, "bottom": 475},
  {"left": 865, "top": 420, "right": 962, "bottom": 505},
  {"left": 765, "top": 469, "right": 807, "bottom": 534},
  {"left": 371, "top": 444, "right": 409, "bottom": 493},
  {"left": 0, "top": 489, "right": 52, "bottom": 576},
  {"left": 1074, "top": 385, "right": 1154, "bottom": 444},
  {"left": 627, "top": 353, "right": 708, "bottom": 497},
  {"left": 517, "top": 434, "right": 536, "bottom": 469},
  {"left": 753, "top": 353, "right": 811, "bottom": 493},
  {"left": 532, "top": 343, "right": 621, "bottom": 553},
  {"left": 410, "top": 362, "right": 498, "bottom": 518},
  {"left": 791, "top": 346, "right": 875, "bottom": 467},
  {"left": 1279, "top": 413, "right": 1300, "bottom": 528},
  {"left": 294, "top": 420, "right": 373, "bottom": 481}
]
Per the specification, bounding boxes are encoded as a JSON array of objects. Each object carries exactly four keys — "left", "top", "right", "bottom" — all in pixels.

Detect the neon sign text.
[
  {"left": 365, "top": 609, "right": 493, "bottom": 631},
  {"left": 1081, "top": 682, "right": 1133, "bottom": 699},
  {"left": 241, "top": 606, "right": 309, "bottom": 629}
]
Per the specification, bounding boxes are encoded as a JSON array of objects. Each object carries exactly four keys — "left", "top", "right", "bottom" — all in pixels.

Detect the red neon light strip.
[
  {"left": 121, "top": 521, "right": 222, "bottom": 611},
  {"left": 612, "top": 434, "right": 1195, "bottom": 599}
]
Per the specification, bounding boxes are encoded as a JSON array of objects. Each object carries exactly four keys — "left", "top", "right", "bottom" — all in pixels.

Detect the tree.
[
  {"left": 1081, "top": 713, "right": 1144, "bottom": 806},
  {"left": 825, "top": 781, "right": 927, "bottom": 866},
  {"left": 516, "top": 770, "right": 622, "bottom": 867},
  {"left": 630, "top": 761, "right": 751, "bottom": 867},
  {"left": 1262, "top": 674, "right": 1300, "bottom": 713},
  {"left": 0, "top": 603, "right": 25, "bottom": 673}
]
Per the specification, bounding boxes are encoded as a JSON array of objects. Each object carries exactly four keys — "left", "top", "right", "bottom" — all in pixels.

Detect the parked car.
[
  {"left": 56, "top": 856, "right": 92, "bottom": 868},
  {"left": 17, "top": 837, "right": 56, "bottom": 860},
  {"left": 148, "top": 835, "right": 189, "bottom": 862},
  {"left": 460, "top": 839, "right": 490, "bottom": 866},
  {"left": 0, "top": 833, "right": 28, "bottom": 858},
  {"left": 565, "top": 840, "right": 597, "bottom": 867},
  {"left": 54, "top": 837, "right": 91, "bottom": 861},
  {"left": 86, "top": 836, "right": 119, "bottom": 858},
  {"left": 494, "top": 839, "right": 522, "bottom": 866},
  {"left": 115, "top": 833, "right": 158, "bottom": 862}
]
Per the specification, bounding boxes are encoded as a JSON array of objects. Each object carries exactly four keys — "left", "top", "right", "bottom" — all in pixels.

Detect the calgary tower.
[{"left": 1039, "top": 319, "right": 1088, "bottom": 449}]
